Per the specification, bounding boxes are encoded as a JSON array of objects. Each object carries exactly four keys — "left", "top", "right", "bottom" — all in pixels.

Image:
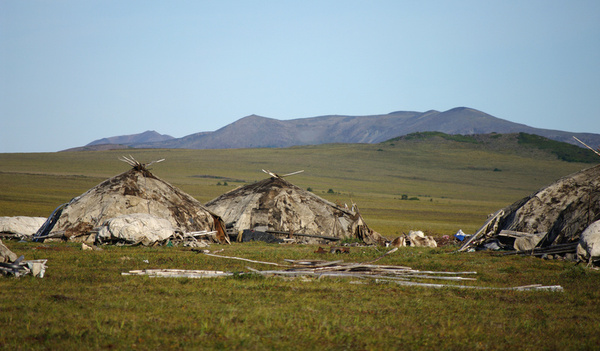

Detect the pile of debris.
[
  {"left": 458, "top": 164, "right": 600, "bottom": 265},
  {"left": 388, "top": 230, "right": 438, "bottom": 248},
  {"left": 0, "top": 239, "right": 47, "bottom": 278}
]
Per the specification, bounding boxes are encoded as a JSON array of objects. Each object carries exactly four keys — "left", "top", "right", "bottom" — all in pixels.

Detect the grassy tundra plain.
[
  {"left": 1, "top": 134, "right": 594, "bottom": 235},
  {"left": 1, "top": 134, "right": 599, "bottom": 350}
]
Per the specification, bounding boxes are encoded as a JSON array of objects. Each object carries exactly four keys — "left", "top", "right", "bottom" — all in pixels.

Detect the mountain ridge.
[{"left": 73, "top": 107, "right": 600, "bottom": 151}]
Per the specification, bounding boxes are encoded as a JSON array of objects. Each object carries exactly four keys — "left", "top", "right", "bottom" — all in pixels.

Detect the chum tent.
[
  {"left": 35, "top": 160, "right": 228, "bottom": 245},
  {"left": 206, "top": 172, "right": 387, "bottom": 245}
]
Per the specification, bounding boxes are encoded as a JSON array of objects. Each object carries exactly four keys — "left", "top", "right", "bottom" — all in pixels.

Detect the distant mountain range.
[{"left": 68, "top": 107, "right": 600, "bottom": 151}]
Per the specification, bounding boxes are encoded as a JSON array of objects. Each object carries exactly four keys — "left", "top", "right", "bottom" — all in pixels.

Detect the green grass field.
[
  {"left": 1, "top": 242, "right": 599, "bottom": 350},
  {"left": 1, "top": 137, "right": 599, "bottom": 350}
]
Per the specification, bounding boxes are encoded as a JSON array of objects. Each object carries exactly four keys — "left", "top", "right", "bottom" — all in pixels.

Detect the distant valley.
[{"left": 66, "top": 107, "right": 600, "bottom": 151}]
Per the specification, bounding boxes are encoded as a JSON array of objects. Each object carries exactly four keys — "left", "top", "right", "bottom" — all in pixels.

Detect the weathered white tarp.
[
  {"left": 577, "top": 220, "right": 600, "bottom": 264},
  {"left": 0, "top": 216, "right": 47, "bottom": 237},
  {"left": 97, "top": 213, "right": 175, "bottom": 246}
]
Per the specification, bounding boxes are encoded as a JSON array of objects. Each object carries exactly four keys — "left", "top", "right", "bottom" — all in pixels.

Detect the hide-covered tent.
[
  {"left": 35, "top": 159, "right": 228, "bottom": 245},
  {"left": 459, "top": 164, "right": 600, "bottom": 254},
  {"left": 205, "top": 172, "right": 387, "bottom": 245}
]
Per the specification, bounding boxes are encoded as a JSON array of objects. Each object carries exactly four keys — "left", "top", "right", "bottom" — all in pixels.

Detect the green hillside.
[
  {"left": 388, "top": 132, "right": 599, "bottom": 163},
  {"left": 0, "top": 134, "right": 595, "bottom": 237}
]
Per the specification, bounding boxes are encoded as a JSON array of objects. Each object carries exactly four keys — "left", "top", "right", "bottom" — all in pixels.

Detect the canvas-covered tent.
[
  {"left": 205, "top": 172, "right": 387, "bottom": 245},
  {"left": 35, "top": 159, "right": 228, "bottom": 245},
  {"left": 459, "top": 164, "right": 600, "bottom": 253}
]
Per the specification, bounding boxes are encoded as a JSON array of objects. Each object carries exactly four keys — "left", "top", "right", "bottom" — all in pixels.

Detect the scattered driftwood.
[
  {"left": 119, "top": 249, "right": 564, "bottom": 291},
  {"left": 245, "top": 257, "right": 562, "bottom": 291},
  {"left": 245, "top": 263, "right": 477, "bottom": 283}
]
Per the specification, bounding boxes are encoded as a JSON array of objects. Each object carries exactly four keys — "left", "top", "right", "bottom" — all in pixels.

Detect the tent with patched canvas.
[
  {"left": 458, "top": 163, "right": 600, "bottom": 260},
  {"left": 34, "top": 157, "right": 229, "bottom": 245},
  {"left": 205, "top": 170, "right": 387, "bottom": 245}
]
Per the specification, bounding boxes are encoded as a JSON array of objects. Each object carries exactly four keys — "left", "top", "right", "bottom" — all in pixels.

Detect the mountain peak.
[{"left": 86, "top": 130, "right": 174, "bottom": 146}]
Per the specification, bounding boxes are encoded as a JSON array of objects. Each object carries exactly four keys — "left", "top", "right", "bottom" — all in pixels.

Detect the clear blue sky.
[{"left": 1, "top": 0, "right": 599, "bottom": 152}]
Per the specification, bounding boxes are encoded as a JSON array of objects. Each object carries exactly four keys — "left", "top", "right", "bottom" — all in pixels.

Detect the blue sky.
[{"left": 1, "top": 0, "right": 599, "bottom": 152}]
